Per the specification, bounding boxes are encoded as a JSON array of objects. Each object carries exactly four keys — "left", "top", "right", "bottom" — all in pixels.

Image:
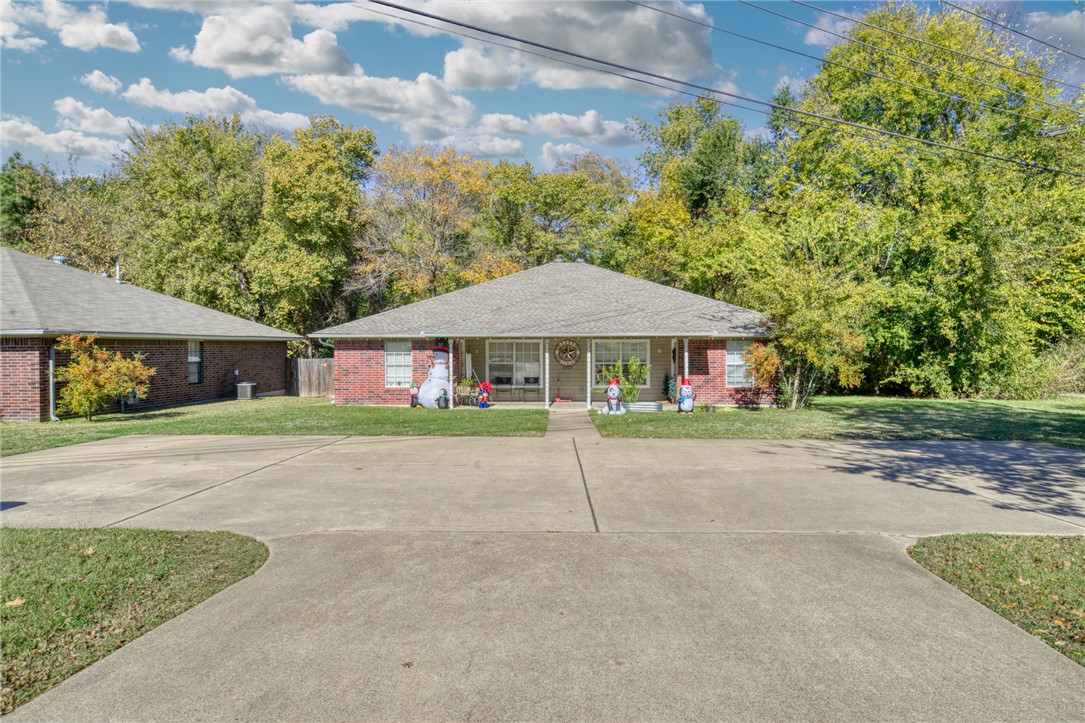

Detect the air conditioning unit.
[{"left": 237, "top": 382, "right": 257, "bottom": 400}]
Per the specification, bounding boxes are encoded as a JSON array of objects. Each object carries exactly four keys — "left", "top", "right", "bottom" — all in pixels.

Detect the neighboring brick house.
[
  {"left": 1, "top": 248, "right": 300, "bottom": 422},
  {"left": 312, "top": 260, "right": 773, "bottom": 408}
]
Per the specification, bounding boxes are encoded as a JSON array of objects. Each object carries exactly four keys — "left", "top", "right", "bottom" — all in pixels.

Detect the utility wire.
[
  {"left": 736, "top": 0, "right": 1075, "bottom": 118},
  {"left": 628, "top": 0, "right": 1049, "bottom": 125},
  {"left": 941, "top": 0, "right": 1085, "bottom": 61},
  {"left": 360, "top": 0, "right": 1085, "bottom": 179},
  {"left": 790, "top": 0, "right": 1084, "bottom": 93},
  {"left": 356, "top": 4, "right": 1007, "bottom": 174}
]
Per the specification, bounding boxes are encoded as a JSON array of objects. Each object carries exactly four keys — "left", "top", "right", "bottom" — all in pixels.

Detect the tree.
[
  {"left": 54, "top": 334, "right": 156, "bottom": 420},
  {"left": 25, "top": 175, "right": 123, "bottom": 275},
  {"left": 354, "top": 146, "right": 493, "bottom": 310},
  {"left": 249, "top": 116, "right": 377, "bottom": 341},
  {"left": 1, "top": 153, "right": 55, "bottom": 251},
  {"left": 119, "top": 115, "right": 266, "bottom": 321},
  {"left": 774, "top": 1, "right": 1085, "bottom": 396}
]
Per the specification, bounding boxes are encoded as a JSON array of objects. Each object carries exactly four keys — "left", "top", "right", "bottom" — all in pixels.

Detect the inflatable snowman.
[
  {"left": 417, "top": 344, "right": 450, "bottom": 409},
  {"left": 678, "top": 378, "right": 696, "bottom": 413},
  {"left": 599, "top": 378, "right": 626, "bottom": 415}
]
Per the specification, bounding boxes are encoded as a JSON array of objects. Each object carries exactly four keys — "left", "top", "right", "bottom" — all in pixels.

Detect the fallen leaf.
[
  {"left": 402, "top": 661, "right": 413, "bottom": 669},
  {"left": 84, "top": 547, "right": 95, "bottom": 556},
  {"left": 4, "top": 598, "right": 25, "bottom": 608}
]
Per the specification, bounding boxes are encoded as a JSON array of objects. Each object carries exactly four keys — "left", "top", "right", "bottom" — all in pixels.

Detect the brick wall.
[
  {"left": 0, "top": 337, "right": 289, "bottom": 422},
  {"left": 334, "top": 339, "right": 436, "bottom": 406},
  {"left": 0, "top": 338, "right": 50, "bottom": 422},
  {"left": 683, "top": 339, "right": 774, "bottom": 407}
]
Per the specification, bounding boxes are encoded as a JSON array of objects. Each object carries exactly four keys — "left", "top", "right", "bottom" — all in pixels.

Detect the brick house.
[
  {"left": 1, "top": 248, "right": 300, "bottom": 422},
  {"left": 312, "top": 261, "right": 773, "bottom": 408}
]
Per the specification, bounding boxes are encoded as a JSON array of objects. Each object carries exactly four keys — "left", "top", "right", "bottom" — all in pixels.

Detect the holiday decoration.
[
  {"left": 678, "top": 378, "right": 696, "bottom": 413},
  {"left": 477, "top": 381, "right": 492, "bottom": 409},
  {"left": 417, "top": 344, "right": 450, "bottom": 409},
  {"left": 409, "top": 383, "right": 420, "bottom": 408},
  {"left": 599, "top": 378, "right": 626, "bottom": 415}
]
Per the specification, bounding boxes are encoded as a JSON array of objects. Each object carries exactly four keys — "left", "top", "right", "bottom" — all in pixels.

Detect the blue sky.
[{"left": 2, "top": 1, "right": 1082, "bottom": 176}]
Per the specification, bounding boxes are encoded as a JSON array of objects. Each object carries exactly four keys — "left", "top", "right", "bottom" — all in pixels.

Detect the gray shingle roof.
[
  {"left": 313, "top": 261, "right": 769, "bottom": 339},
  {"left": 1, "top": 248, "right": 301, "bottom": 341}
]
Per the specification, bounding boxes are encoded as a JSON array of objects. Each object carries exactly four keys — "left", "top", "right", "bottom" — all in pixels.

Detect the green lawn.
[
  {"left": 593, "top": 396, "right": 1085, "bottom": 449},
  {"left": 0, "top": 528, "right": 268, "bottom": 713},
  {"left": 0, "top": 397, "right": 549, "bottom": 457},
  {"left": 910, "top": 534, "right": 1085, "bottom": 667}
]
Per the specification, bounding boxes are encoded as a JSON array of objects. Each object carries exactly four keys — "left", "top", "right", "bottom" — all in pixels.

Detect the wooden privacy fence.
[{"left": 292, "top": 358, "right": 334, "bottom": 397}]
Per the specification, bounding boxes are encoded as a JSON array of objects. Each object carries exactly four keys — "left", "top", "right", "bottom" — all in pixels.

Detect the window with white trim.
[
  {"left": 187, "top": 341, "right": 203, "bottom": 384},
  {"left": 726, "top": 339, "right": 753, "bottom": 387},
  {"left": 593, "top": 340, "right": 650, "bottom": 387},
  {"left": 487, "top": 340, "right": 542, "bottom": 387},
  {"left": 384, "top": 341, "right": 412, "bottom": 388}
]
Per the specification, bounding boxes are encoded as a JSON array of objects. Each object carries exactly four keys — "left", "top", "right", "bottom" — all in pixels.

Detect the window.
[
  {"left": 593, "top": 340, "right": 650, "bottom": 387},
  {"left": 385, "top": 341, "right": 413, "bottom": 388},
  {"left": 727, "top": 339, "right": 753, "bottom": 387},
  {"left": 487, "top": 340, "right": 542, "bottom": 387},
  {"left": 187, "top": 341, "right": 203, "bottom": 384}
]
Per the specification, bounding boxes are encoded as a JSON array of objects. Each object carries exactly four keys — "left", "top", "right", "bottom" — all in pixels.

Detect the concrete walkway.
[
  {"left": 545, "top": 405, "right": 601, "bottom": 438},
  {"left": 2, "top": 435, "right": 1084, "bottom": 721}
]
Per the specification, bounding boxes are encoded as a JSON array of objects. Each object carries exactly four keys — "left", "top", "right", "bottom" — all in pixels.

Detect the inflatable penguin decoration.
[
  {"left": 417, "top": 344, "right": 450, "bottom": 409},
  {"left": 678, "top": 378, "right": 696, "bottom": 413},
  {"left": 599, "top": 378, "right": 626, "bottom": 415}
]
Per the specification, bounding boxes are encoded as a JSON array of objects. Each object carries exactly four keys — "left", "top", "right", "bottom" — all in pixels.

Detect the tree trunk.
[{"left": 790, "top": 366, "right": 801, "bottom": 411}]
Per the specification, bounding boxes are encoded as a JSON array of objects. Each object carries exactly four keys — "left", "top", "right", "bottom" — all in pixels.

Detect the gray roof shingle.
[
  {"left": 313, "top": 261, "right": 769, "bottom": 339},
  {"left": 1, "top": 248, "right": 301, "bottom": 341}
]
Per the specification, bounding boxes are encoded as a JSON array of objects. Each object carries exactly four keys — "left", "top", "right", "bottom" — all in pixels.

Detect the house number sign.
[{"left": 555, "top": 339, "right": 581, "bottom": 366}]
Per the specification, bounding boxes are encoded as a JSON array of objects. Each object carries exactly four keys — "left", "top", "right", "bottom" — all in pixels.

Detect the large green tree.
[{"left": 1, "top": 153, "right": 56, "bottom": 252}]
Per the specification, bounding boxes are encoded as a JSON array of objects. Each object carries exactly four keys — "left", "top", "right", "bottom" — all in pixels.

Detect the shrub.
[
  {"left": 981, "top": 339, "right": 1085, "bottom": 399},
  {"left": 596, "top": 357, "right": 651, "bottom": 404},
  {"left": 54, "top": 334, "right": 156, "bottom": 420}
]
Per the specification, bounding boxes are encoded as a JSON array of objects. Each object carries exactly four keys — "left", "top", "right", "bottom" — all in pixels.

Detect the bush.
[
  {"left": 54, "top": 334, "right": 156, "bottom": 420},
  {"left": 596, "top": 357, "right": 650, "bottom": 404},
  {"left": 980, "top": 339, "right": 1085, "bottom": 399}
]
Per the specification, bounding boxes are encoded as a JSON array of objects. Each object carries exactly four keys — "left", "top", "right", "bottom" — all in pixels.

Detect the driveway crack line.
[
  {"left": 572, "top": 438, "right": 600, "bottom": 533},
  {"left": 105, "top": 436, "right": 351, "bottom": 528}
]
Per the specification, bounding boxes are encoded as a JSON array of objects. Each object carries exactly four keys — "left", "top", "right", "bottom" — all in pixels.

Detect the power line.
[
  {"left": 628, "top": 0, "right": 1050, "bottom": 125},
  {"left": 356, "top": 3, "right": 1007, "bottom": 174},
  {"left": 941, "top": 0, "right": 1085, "bottom": 62},
  {"left": 790, "top": 0, "right": 1084, "bottom": 93},
  {"left": 360, "top": 0, "right": 1085, "bottom": 179},
  {"left": 736, "top": 0, "right": 1076, "bottom": 118}
]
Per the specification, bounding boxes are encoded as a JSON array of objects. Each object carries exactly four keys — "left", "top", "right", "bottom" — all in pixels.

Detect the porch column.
[
  {"left": 586, "top": 338, "right": 592, "bottom": 410},
  {"left": 449, "top": 338, "right": 455, "bottom": 409},
  {"left": 544, "top": 339, "right": 550, "bottom": 408},
  {"left": 684, "top": 338, "right": 689, "bottom": 381}
]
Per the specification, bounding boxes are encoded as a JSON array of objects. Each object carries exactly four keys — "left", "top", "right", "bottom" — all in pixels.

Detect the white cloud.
[
  {"left": 80, "top": 69, "right": 123, "bottom": 94},
  {"left": 540, "top": 141, "right": 588, "bottom": 170},
  {"left": 443, "top": 46, "right": 522, "bottom": 90},
  {"left": 474, "top": 110, "right": 633, "bottom": 147},
  {"left": 0, "top": 17, "right": 47, "bottom": 51},
  {"left": 10, "top": 1, "right": 140, "bottom": 52},
  {"left": 530, "top": 110, "right": 633, "bottom": 147},
  {"left": 1025, "top": 10, "right": 1085, "bottom": 57},
  {"left": 171, "top": 4, "right": 349, "bottom": 78},
  {"left": 476, "top": 113, "right": 533, "bottom": 136},
  {"left": 295, "top": 2, "right": 372, "bottom": 31},
  {"left": 803, "top": 11, "right": 858, "bottom": 48},
  {"left": 54, "top": 97, "right": 141, "bottom": 136},
  {"left": 283, "top": 65, "right": 475, "bottom": 141},
  {"left": 774, "top": 74, "right": 808, "bottom": 93},
  {"left": 0, "top": 118, "right": 125, "bottom": 160},
  {"left": 429, "top": 134, "right": 525, "bottom": 159},
  {"left": 121, "top": 78, "right": 310, "bottom": 133}
]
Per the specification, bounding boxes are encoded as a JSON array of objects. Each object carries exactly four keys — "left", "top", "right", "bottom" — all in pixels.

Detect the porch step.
[{"left": 546, "top": 407, "right": 601, "bottom": 439}]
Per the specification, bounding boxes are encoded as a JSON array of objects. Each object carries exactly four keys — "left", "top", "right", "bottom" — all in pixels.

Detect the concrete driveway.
[{"left": 2, "top": 431, "right": 1084, "bottom": 721}]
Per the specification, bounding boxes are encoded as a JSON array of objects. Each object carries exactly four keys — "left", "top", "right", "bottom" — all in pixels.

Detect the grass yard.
[
  {"left": 0, "top": 528, "right": 268, "bottom": 713},
  {"left": 593, "top": 396, "right": 1085, "bottom": 449},
  {"left": 910, "top": 534, "right": 1085, "bottom": 667},
  {"left": 0, "top": 397, "right": 549, "bottom": 457}
]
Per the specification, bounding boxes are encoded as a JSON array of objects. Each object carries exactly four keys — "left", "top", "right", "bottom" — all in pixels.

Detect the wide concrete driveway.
[{"left": 2, "top": 431, "right": 1084, "bottom": 721}]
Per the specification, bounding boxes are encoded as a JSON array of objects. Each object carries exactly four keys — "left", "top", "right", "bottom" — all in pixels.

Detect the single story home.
[
  {"left": 312, "top": 260, "right": 774, "bottom": 408},
  {"left": 1, "top": 248, "right": 301, "bottom": 422}
]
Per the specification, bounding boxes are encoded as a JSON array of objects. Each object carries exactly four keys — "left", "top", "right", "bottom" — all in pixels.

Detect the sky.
[{"left": 1, "top": 0, "right": 1082, "bottom": 176}]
